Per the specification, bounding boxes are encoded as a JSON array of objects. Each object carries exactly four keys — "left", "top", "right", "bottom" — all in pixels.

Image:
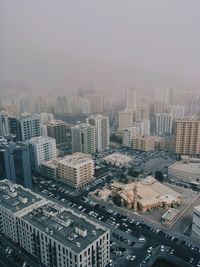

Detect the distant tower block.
[{"left": 133, "top": 182, "right": 138, "bottom": 212}]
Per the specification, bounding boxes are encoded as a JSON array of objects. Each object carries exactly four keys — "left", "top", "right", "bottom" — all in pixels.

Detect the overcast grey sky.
[{"left": 0, "top": 0, "right": 200, "bottom": 94}]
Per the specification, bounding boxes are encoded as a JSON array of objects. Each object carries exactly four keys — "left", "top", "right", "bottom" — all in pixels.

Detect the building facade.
[
  {"left": 122, "top": 126, "right": 140, "bottom": 148},
  {"left": 118, "top": 109, "right": 134, "bottom": 131},
  {"left": 28, "top": 136, "right": 57, "bottom": 170},
  {"left": 132, "top": 135, "right": 155, "bottom": 152},
  {"left": 192, "top": 206, "right": 200, "bottom": 239},
  {"left": 0, "top": 112, "right": 9, "bottom": 136},
  {"left": 0, "top": 180, "right": 110, "bottom": 267},
  {"left": 8, "top": 114, "right": 41, "bottom": 142},
  {"left": 87, "top": 115, "right": 109, "bottom": 152},
  {"left": 71, "top": 123, "right": 96, "bottom": 154},
  {"left": 175, "top": 119, "right": 200, "bottom": 156},
  {"left": 156, "top": 113, "right": 172, "bottom": 135},
  {"left": 47, "top": 120, "right": 67, "bottom": 146},
  {"left": 0, "top": 142, "right": 32, "bottom": 188},
  {"left": 57, "top": 153, "right": 94, "bottom": 189}
]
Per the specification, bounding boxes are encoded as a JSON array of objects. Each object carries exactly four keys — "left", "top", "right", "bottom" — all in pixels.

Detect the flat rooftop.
[
  {"left": 0, "top": 180, "right": 44, "bottom": 213},
  {"left": 58, "top": 153, "right": 93, "bottom": 168},
  {"left": 28, "top": 136, "right": 55, "bottom": 144},
  {"left": 23, "top": 202, "right": 107, "bottom": 253},
  {"left": 41, "top": 160, "right": 58, "bottom": 169},
  {"left": 170, "top": 161, "right": 200, "bottom": 175},
  {"left": 162, "top": 208, "right": 179, "bottom": 221}
]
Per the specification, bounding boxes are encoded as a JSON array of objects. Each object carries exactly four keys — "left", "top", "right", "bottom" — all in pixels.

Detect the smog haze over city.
[
  {"left": 0, "top": 1, "right": 200, "bottom": 267},
  {"left": 1, "top": 0, "right": 200, "bottom": 95}
]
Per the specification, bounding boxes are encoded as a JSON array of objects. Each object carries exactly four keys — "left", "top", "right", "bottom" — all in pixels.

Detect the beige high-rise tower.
[{"left": 175, "top": 119, "right": 200, "bottom": 156}]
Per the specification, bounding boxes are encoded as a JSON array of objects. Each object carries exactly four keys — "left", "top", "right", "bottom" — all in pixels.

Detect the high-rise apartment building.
[
  {"left": 47, "top": 120, "right": 67, "bottom": 146},
  {"left": 122, "top": 126, "right": 140, "bottom": 148},
  {"left": 87, "top": 115, "right": 110, "bottom": 152},
  {"left": 118, "top": 109, "right": 134, "bottom": 131},
  {"left": 169, "top": 105, "right": 185, "bottom": 120},
  {"left": 126, "top": 89, "right": 137, "bottom": 111},
  {"left": 71, "top": 123, "right": 96, "bottom": 154},
  {"left": 0, "top": 112, "right": 9, "bottom": 136},
  {"left": 175, "top": 119, "right": 200, "bottom": 155},
  {"left": 156, "top": 113, "right": 173, "bottom": 135},
  {"left": 0, "top": 142, "right": 32, "bottom": 188},
  {"left": 8, "top": 114, "right": 41, "bottom": 141},
  {"left": 0, "top": 180, "right": 110, "bottom": 267},
  {"left": 57, "top": 153, "right": 94, "bottom": 189},
  {"left": 28, "top": 136, "right": 57, "bottom": 170}
]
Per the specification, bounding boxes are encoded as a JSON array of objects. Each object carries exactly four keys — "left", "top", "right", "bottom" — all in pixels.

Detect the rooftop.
[
  {"left": 169, "top": 160, "right": 200, "bottom": 176},
  {"left": 58, "top": 153, "right": 93, "bottom": 168},
  {"left": 41, "top": 160, "right": 58, "bottom": 169},
  {"left": 0, "top": 180, "right": 44, "bottom": 213},
  {"left": 162, "top": 208, "right": 179, "bottom": 221},
  {"left": 23, "top": 202, "right": 107, "bottom": 253},
  {"left": 28, "top": 136, "right": 55, "bottom": 144}
]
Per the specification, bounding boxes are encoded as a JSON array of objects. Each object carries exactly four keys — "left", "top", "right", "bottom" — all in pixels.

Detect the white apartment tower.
[
  {"left": 122, "top": 126, "right": 140, "bottom": 148},
  {"left": 87, "top": 115, "right": 110, "bottom": 152},
  {"left": 156, "top": 113, "right": 173, "bottom": 135},
  {"left": 71, "top": 123, "right": 96, "bottom": 154},
  {"left": 28, "top": 136, "right": 57, "bottom": 170}
]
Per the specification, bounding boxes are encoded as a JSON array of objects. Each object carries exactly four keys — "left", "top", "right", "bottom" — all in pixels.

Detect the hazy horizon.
[{"left": 1, "top": 0, "right": 200, "bottom": 94}]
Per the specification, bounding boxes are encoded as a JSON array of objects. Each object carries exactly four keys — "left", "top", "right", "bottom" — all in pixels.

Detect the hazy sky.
[{"left": 0, "top": 0, "right": 200, "bottom": 94}]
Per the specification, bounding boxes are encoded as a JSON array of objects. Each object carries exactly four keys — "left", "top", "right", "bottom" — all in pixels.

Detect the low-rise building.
[
  {"left": 192, "top": 205, "right": 200, "bottom": 239},
  {"left": 41, "top": 159, "right": 58, "bottom": 179},
  {"left": 103, "top": 153, "right": 132, "bottom": 166},
  {"left": 132, "top": 135, "right": 155, "bottom": 152},
  {"left": 162, "top": 208, "right": 179, "bottom": 225},
  {"left": 109, "top": 176, "right": 181, "bottom": 212},
  {"left": 57, "top": 153, "right": 94, "bottom": 189},
  {"left": 168, "top": 158, "right": 200, "bottom": 183}
]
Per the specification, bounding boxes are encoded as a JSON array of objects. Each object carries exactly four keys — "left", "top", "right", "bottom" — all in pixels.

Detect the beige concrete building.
[
  {"left": 103, "top": 153, "right": 132, "bottom": 166},
  {"left": 110, "top": 176, "right": 181, "bottom": 212},
  {"left": 118, "top": 109, "right": 134, "bottom": 131},
  {"left": 57, "top": 153, "right": 94, "bottom": 189},
  {"left": 175, "top": 119, "right": 200, "bottom": 156},
  {"left": 168, "top": 158, "right": 200, "bottom": 183},
  {"left": 132, "top": 135, "right": 155, "bottom": 152}
]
